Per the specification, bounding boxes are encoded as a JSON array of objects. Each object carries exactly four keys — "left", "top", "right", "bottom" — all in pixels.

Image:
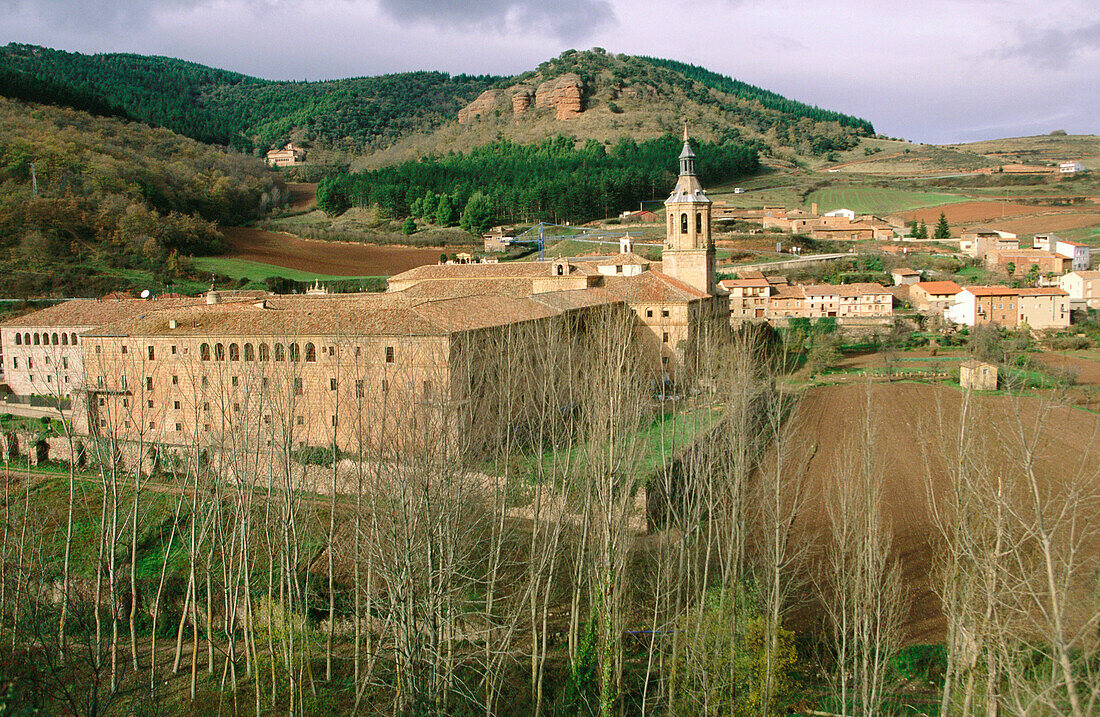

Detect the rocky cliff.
[{"left": 457, "top": 73, "right": 584, "bottom": 123}]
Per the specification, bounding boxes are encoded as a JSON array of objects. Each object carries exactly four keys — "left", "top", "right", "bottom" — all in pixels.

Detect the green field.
[
  {"left": 189, "top": 257, "right": 381, "bottom": 283},
  {"left": 805, "top": 187, "right": 971, "bottom": 215}
]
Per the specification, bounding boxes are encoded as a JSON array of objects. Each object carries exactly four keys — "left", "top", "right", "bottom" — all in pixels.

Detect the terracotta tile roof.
[
  {"left": 1, "top": 297, "right": 205, "bottom": 330},
  {"left": 801, "top": 283, "right": 890, "bottom": 297},
  {"left": 719, "top": 278, "right": 769, "bottom": 289},
  {"left": 1071, "top": 271, "right": 1100, "bottom": 279},
  {"left": 1016, "top": 287, "right": 1068, "bottom": 296},
  {"left": 388, "top": 261, "right": 590, "bottom": 283},
  {"left": 400, "top": 278, "right": 537, "bottom": 300},
  {"left": 963, "top": 285, "right": 1019, "bottom": 297},
  {"left": 893, "top": 268, "right": 920, "bottom": 276},
  {"left": 912, "top": 281, "right": 963, "bottom": 295},
  {"left": 595, "top": 270, "right": 710, "bottom": 303},
  {"left": 739, "top": 270, "right": 766, "bottom": 280}
]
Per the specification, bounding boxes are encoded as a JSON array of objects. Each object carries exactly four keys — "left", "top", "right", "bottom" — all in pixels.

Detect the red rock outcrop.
[
  {"left": 457, "top": 89, "right": 503, "bottom": 124},
  {"left": 510, "top": 86, "right": 534, "bottom": 117},
  {"left": 535, "top": 73, "right": 584, "bottom": 120}
]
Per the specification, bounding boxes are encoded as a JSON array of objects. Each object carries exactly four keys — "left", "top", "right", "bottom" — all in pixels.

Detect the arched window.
[
  {"left": 214, "top": 343, "right": 225, "bottom": 361},
  {"left": 258, "top": 343, "right": 270, "bottom": 362},
  {"left": 200, "top": 343, "right": 211, "bottom": 361},
  {"left": 696, "top": 212, "right": 702, "bottom": 234},
  {"left": 229, "top": 343, "right": 239, "bottom": 361},
  {"left": 305, "top": 343, "right": 316, "bottom": 362},
  {"left": 244, "top": 343, "right": 255, "bottom": 361},
  {"left": 668, "top": 214, "right": 673, "bottom": 233},
  {"left": 274, "top": 343, "right": 285, "bottom": 361},
  {"left": 70, "top": 333, "right": 77, "bottom": 345},
  {"left": 680, "top": 213, "right": 688, "bottom": 234},
  {"left": 33, "top": 334, "right": 39, "bottom": 345},
  {"left": 14, "top": 334, "right": 20, "bottom": 346},
  {"left": 61, "top": 333, "right": 67, "bottom": 346},
  {"left": 52, "top": 333, "right": 59, "bottom": 345},
  {"left": 289, "top": 343, "right": 300, "bottom": 362}
]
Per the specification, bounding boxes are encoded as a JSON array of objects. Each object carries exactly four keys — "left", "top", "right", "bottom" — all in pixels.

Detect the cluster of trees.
[
  {"left": 317, "top": 134, "right": 759, "bottom": 227},
  {"left": 1, "top": 305, "right": 1098, "bottom": 715},
  {"left": 0, "top": 96, "right": 284, "bottom": 295},
  {"left": 0, "top": 43, "right": 499, "bottom": 151}
]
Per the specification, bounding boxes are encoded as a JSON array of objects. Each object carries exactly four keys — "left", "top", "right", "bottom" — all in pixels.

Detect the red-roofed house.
[{"left": 909, "top": 281, "right": 963, "bottom": 315}]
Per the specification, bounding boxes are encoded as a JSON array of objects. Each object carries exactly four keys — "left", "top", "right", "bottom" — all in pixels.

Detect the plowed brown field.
[
  {"left": 786, "top": 382, "right": 1100, "bottom": 643},
  {"left": 221, "top": 227, "right": 453, "bottom": 276}
]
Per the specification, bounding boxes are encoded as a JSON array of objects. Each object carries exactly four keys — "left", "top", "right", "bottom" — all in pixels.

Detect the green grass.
[
  {"left": 189, "top": 257, "right": 382, "bottom": 283},
  {"left": 805, "top": 187, "right": 971, "bottom": 215}
]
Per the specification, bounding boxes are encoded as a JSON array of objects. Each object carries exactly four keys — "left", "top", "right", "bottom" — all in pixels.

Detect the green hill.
[
  {"left": 0, "top": 45, "right": 874, "bottom": 163},
  {"left": 0, "top": 95, "right": 283, "bottom": 296}
]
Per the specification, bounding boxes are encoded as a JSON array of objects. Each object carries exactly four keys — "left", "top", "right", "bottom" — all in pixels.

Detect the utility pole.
[{"left": 30, "top": 163, "right": 37, "bottom": 197}]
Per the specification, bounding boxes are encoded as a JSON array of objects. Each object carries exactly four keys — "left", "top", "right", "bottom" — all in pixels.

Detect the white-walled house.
[
  {"left": 824, "top": 208, "right": 856, "bottom": 220},
  {"left": 1060, "top": 161, "right": 1084, "bottom": 174},
  {"left": 1033, "top": 234, "right": 1091, "bottom": 272},
  {"left": 1060, "top": 271, "right": 1100, "bottom": 309}
]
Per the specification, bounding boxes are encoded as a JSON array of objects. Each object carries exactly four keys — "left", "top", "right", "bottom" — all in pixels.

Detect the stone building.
[{"left": 960, "top": 360, "right": 998, "bottom": 391}]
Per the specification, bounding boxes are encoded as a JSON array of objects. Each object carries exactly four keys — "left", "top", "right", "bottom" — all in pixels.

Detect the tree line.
[{"left": 316, "top": 134, "right": 759, "bottom": 227}]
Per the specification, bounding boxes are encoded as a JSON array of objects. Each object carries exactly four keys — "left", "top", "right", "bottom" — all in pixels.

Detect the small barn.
[{"left": 960, "top": 359, "right": 998, "bottom": 391}]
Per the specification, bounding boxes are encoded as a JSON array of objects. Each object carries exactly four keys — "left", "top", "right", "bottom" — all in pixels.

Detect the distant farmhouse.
[
  {"left": 265, "top": 142, "right": 306, "bottom": 167},
  {"left": 1059, "top": 161, "right": 1085, "bottom": 174}
]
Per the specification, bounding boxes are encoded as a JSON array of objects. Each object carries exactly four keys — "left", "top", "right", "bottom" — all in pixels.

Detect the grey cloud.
[
  {"left": 997, "top": 20, "right": 1100, "bottom": 69},
  {"left": 377, "top": 0, "right": 616, "bottom": 41}
]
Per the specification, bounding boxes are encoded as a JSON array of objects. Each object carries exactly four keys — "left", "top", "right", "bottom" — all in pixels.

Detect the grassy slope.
[{"left": 189, "top": 256, "right": 382, "bottom": 282}]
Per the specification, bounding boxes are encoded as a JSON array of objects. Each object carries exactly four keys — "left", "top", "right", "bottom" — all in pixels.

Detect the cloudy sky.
[{"left": 4, "top": 0, "right": 1097, "bottom": 144}]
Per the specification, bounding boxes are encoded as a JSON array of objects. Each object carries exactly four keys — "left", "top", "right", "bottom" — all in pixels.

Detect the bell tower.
[{"left": 663, "top": 128, "right": 716, "bottom": 295}]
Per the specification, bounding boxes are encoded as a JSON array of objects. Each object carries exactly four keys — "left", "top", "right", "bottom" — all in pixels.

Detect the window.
[
  {"left": 355, "top": 379, "right": 364, "bottom": 397},
  {"left": 244, "top": 343, "right": 254, "bottom": 361},
  {"left": 331, "top": 416, "right": 338, "bottom": 427},
  {"left": 662, "top": 309, "right": 669, "bottom": 318},
  {"left": 202, "top": 376, "right": 208, "bottom": 386},
  {"left": 229, "top": 343, "right": 239, "bottom": 361},
  {"left": 696, "top": 212, "right": 702, "bottom": 234},
  {"left": 33, "top": 334, "right": 38, "bottom": 346},
  {"left": 296, "top": 415, "right": 304, "bottom": 425},
  {"left": 147, "top": 346, "right": 155, "bottom": 360},
  {"left": 305, "top": 343, "right": 316, "bottom": 362},
  {"left": 62, "top": 357, "right": 68, "bottom": 369},
  {"left": 680, "top": 213, "right": 688, "bottom": 234},
  {"left": 121, "top": 345, "right": 127, "bottom": 354},
  {"left": 28, "top": 375, "right": 34, "bottom": 383},
  {"left": 148, "top": 421, "right": 155, "bottom": 430},
  {"left": 258, "top": 343, "right": 270, "bottom": 362},
  {"left": 171, "top": 345, "right": 177, "bottom": 355},
  {"left": 10, "top": 358, "right": 16, "bottom": 369},
  {"left": 294, "top": 377, "right": 302, "bottom": 395},
  {"left": 172, "top": 375, "right": 178, "bottom": 385},
  {"left": 385, "top": 346, "right": 394, "bottom": 363},
  {"left": 174, "top": 401, "right": 180, "bottom": 410},
  {"left": 381, "top": 379, "right": 389, "bottom": 393},
  {"left": 263, "top": 415, "right": 270, "bottom": 425},
  {"left": 175, "top": 423, "right": 182, "bottom": 432},
  {"left": 355, "top": 346, "right": 361, "bottom": 357},
  {"left": 423, "top": 380, "right": 433, "bottom": 398},
  {"left": 122, "top": 397, "right": 129, "bottom": 407},
  {"left": 146, "top": 376, "right": 153, "bottom": 390},
  {"left": 289, "top": 343, "right": 300, "bottom": 362},
  {"left": 200, "top": 343, "right": 211, "bottom": 361},
  {"left": 203, "top": 402, "right": 210, "bottom": 411},
  {"left": 615, "top": 265, "right": 623, "bottom": 274},
  {"left": 663, "top": 332, "right": 669, "bottom": 343},
  {"left": 662, "top": 357, "right": 670, "bottom": 365},
  {"left": 70, "top": 333, "right": 77, "bottom": 345},
  {"left": 274, "top": 343, "right": 285, "bottom": 362},
  {"left": 232, "top": 376, "right": 239, "bottom": 387},
  {"left": 44, "top": 355, "right": 50, "bottom": 365},
  {"left": 214, "top": 343, "right": 225, "bottom": 361},
  {"left": 119, "top": 376, "right": 127, "bottom": 390},
  {"left": 97, "top": 376, "right": 104, "bottom": 389},
  {"left": 147, "top": 399, "right": 153, "bottom": 408},
  {"left": 13, "top": 334, "right": 19, "bottom": 346},
  {"left": 262, "top": 378, "right": 269, "bottom": 390},
  {"left": 233, "top": 403, "right": 240, "bottom": 412},
  {"left": 330, "top": 378, "right": 337, "bottom": 391},
  {"left": 556, "top": 263, "right": 564, "bottom": 276},
  {"left": 95, "top": 345, "right": 101, "bottom": 354},
  {"left": 645, "top": 309, "right": 653, "bottom": 318},
  {"left": 98, "top": 398, "right": 105, "bottom": 406}
]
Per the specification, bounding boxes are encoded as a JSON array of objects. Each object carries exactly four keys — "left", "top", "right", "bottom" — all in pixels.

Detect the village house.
[
  {"left": 891, "top": 268, "right": 921, "bottom": 286},
  {"left": 265, "top": 143, "right": 306, "bottom": 167},
  {"left": 1033, "top": 234, "right": 1091, "bottom": 272},
  {"left": 946, "top": 286, "right": 1069, "bottom": 329},
  {"left": 1059, "top": 270, "right": 1100, "bottom": 309},
  {"left": 960, "top": 229, "right": 1018, "bottom": 259},
  {"left": 960, "top": 360, "right": 998, "bottom": 391},
  {"left": 984, "top": 248, "right": 1070, "bottom": 278},
  {"left": 619, "top": 209, "right": 659, "bottom": 224},
  {"left": 719, "top": 270, "right": 779, "bottom": 321},
  {"left": 767, "top": 283, "right": 892, "bottom": 321},
  {"left": 909, "top": 281, "right": 963, "bottom": 315},
  {"left": 1059, "top": 161, "right": 1084, "bottom": 174}
]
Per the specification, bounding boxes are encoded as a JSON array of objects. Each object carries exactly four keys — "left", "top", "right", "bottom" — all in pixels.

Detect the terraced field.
[{"left": 806, "top": 186, "right": 971, "bottom": 214}]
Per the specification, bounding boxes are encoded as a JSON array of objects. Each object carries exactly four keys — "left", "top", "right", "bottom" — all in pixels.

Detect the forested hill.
[
  {"left": 0, "top": 43, "right": 499, "bottom": 152},
  {"left": 0, "top": 44, "right": 875, "bottom": 163},
  {"left": 0, "top": 96, "right": 283, "bottom": 296}
]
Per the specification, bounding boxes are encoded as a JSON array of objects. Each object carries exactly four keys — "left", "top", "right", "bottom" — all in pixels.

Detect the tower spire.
[{"left": 683, "top": 122, "right": 689, "bottom": 143}]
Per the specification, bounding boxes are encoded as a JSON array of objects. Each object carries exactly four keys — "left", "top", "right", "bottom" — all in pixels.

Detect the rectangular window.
[
  {"left": 203, "top": 402, "right": 210, "bottom": 411},
  {"left": 26, "top": 358, "right": 32, "bottom": 369},
  {"left": 171, "top": 345, "right": 177, "bottom": 355},
  {"left": 147, "top": 399, "right": 153, "bottom": 409},
  {"left": 122, "top": 398, "right": 129, "bottom": 408},
  {"left": 330, "top": 378, "right": 337, "bottom": 391},
  {"left": 175, "top": 423, "right": 182, "bottom": 431},
  {"left": 121, "top": 345, "right": 127, "bottom": 354},
  {"left": 296, "top": 415, "right": 304, "bottom": 425},
  {"left": 148, "top": 421, "right": 155, "bottom": 430},
  {"left": 385, "top": 346, "right": 394, "bottom": 363},
  {"left": 95, "top": 345, "right": 101, "bottom": 354},
  {"left": 262, "top": 377, "right": 269, "bottom": 389},
  {"left": 355, "top": 346, "right": 362, "bottom": 357},
  {"left": 264, "top": 415, "right": 271, "bottom": 425},
  {"left": 645, "top": 309, "right": 653, "bottom": 318},
  {"left": 662, "top": 309, "right": 670, "bottom": 318},
  {"left": 172, "top": 374, "right": 178, "bottom": 385},
  {"left": 233, "top": 403, "right": 240, "bottom": 412},
  {"left": 663, "top": 332, "right": 669, "bottom": 343},
  {"left": 662, "top": 357, "right": 669, "bottom": 365},
  {"left": 10, "top": 358, "right": 16, "bottom": 369},
  {"left": 202, "top": 376, "right": 208, "bottom": 386},
  {"left": 355, "top": 379, "right": 364, "bottom": 398},
  {"left": 62, "top": 357, "right": 68, "bottom": 369},
  {"left": 119, "top": 376, "right": 127, "bottom": 390},
  {"left": 97, "top": 376, "right": 105, "bottom": 388},
  {"left": 146, "top": 376, "right": 153, "bottom": 390},
  {"left": 99, "top": 398, "right": 105, "bottom": 406},
  {"left": 331, "top": 415, "right": 338, "bottom": 427},
  {"left": 381, "top": 379, "right": 389, "bottom": 393},
  {"left": 294, "top": 378, "right": 303, "bottom": 395},
  {"left": 423, "top": 380, "right": 432, "bottom": 398},
  {"left": 231, "top": 376, "right": 239, "bottom": 387},
  {"left": 174, "top": 401, "right": 180, "bottom": 410},
  {"left": 147, "top": 346, "right": 154, "bottom": 360}
]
